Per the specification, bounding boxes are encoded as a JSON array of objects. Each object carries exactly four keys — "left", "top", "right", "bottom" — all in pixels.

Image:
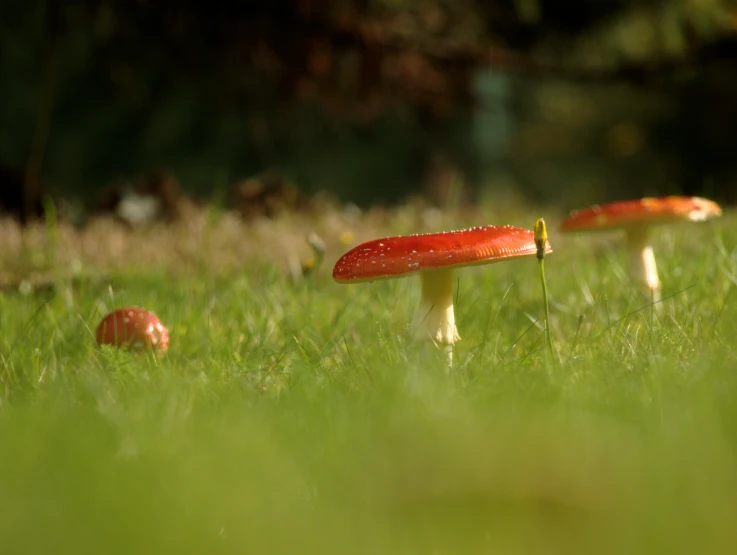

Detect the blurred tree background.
[{"left": 1, "top": 0, "right": 737, "bottom": 222}]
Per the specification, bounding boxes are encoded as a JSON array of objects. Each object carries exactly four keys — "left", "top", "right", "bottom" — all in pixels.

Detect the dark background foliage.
[{"left": 2, "top": 0, "right": 737, "bottom": 221}]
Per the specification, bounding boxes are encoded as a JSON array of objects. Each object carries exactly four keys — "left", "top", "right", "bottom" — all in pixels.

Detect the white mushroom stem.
[
  {"left": 412, "top": 268, "right": 461, "bottom": 362},
  {"left": 625, "top": 226, "right": 661, "bottom": 305}
]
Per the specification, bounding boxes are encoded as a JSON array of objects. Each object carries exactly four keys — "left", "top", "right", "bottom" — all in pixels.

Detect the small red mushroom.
[
  {"left": 96, "top": 307, "right": 169, "bottom": 352},
  {"left": 559, "top": 196, "right": 722, "bottom": 304},
  {"left": 333, "top": 224, "right": 552, "bottom": 364}
]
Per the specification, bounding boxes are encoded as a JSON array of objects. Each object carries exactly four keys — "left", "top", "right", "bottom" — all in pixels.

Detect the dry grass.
[{"left": 0, "top": 194, "right": 547, "bottom": 287}]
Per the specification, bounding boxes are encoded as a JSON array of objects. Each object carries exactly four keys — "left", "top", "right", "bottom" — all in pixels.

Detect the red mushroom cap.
[
  {"left": 333, "top": 224, "right": 552, "bottom": 283},
  {"left": 96, "top": 307, "right": 169, "bottom": 352},
  {"left": 560, "top": 196, "right": 722, "bottom": 232}
]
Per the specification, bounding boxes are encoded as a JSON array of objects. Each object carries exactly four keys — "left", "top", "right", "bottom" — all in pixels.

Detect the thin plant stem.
[
  {"left": 534, "top": 218, "right": 553, "bottom": 359},
  {"left": 538, "top": 256, "right": 553, "bottom": 358}
]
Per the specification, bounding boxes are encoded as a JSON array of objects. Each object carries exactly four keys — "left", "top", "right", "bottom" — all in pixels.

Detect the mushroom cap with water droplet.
[{"left": 332, "top": 224, "right": 552, "bottom": 283}]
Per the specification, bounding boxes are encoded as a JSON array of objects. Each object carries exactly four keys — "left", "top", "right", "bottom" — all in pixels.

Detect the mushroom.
[
  {"left": 332, "top": 225, "right": 552, "bottom": 363},
  {"left": 96, "top": 307, "right": 170, "bottom": 352},
  {"left": 559, "top": 196, "right": 722, "bottom": 304}
]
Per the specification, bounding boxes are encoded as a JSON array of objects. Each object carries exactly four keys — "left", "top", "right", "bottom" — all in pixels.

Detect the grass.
[{"left": 1, "top": 199, "right": 737, "bottom": 554}]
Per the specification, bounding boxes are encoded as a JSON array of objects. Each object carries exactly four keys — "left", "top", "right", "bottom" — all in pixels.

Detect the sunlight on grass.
[{"left": 0, "top": 202, "right": 736, "bottom": 554}]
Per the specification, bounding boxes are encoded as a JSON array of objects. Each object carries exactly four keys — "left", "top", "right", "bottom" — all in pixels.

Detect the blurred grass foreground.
[{"left": 1, "top": 197, "right": 737, "bottom": 555}]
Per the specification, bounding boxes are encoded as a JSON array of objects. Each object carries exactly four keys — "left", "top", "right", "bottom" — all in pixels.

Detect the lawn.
[{"left": 1, "top": 198, "right": 736, "bottom": 555}]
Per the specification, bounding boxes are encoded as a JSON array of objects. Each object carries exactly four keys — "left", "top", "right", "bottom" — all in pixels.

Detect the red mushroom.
[
  {"left": 559, "top": 196, "right": 722, "bottom": 304},
  {"left": 96, "top": 307, "right": 170, "bottom": 352},
  {"left": 333, "top": 225, "right": 552, "bottom": 362}
]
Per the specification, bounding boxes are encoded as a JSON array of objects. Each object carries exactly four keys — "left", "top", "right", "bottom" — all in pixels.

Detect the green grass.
[{"left": 1, "top": 204, "right": 737, "bottom": 554}]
